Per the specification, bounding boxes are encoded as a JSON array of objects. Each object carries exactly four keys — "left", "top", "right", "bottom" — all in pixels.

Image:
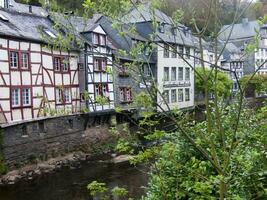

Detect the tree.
[{"left": 43, "top": 0, "right": 267, "bottom": 199}]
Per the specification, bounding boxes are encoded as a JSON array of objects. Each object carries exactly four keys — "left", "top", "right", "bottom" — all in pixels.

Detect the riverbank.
[{"left": 0, "top": 151, "right": 131, "bottom": 185}]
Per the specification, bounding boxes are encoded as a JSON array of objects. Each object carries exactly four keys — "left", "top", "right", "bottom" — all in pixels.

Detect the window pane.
[
  {"left": 12, "top": 88, "right": 20, "bottom": 106},
  {"left": 171, "top": 89, "right": 177, "bottom": 103},
  {"left": 185, "top": 88, "right": 190, "bottom": 101},
  {"left": 22, "top": 88, "right": 30, "bottom": 105},
  {"left": 164, "top": 67, "right": 169, "bottom": 81},
  {"left": 10, "top": 52, "right": 18, "bottom": 68},
  {"left": 178, "top": 89, "right": 183, "bottom": 102},
  {"left": 178, "top": 45, "right": 183, "bottom": 58},
  {"left": 119, "top": 88, "right": 125, "bottom": 102},
  {"left": 186, "top": 47, "right": 190, "bottom": 59},
  {"left": 185, "top": 68, "right": 190, "bottom": 80},
  {"left": 62, "top": 57, "right": 69, "bottom": 72},
  {"left": 56, "top": 88, "right": 62, "bottom": 104},
  {"left": 178, "top": 67, "right": 183, "bottom": 80},
  {"left": 64, "top": 88, "right": 71, "bottom": 103},
  {"left": 54, "top": 57, "right": 61, "bottom": 71},
  {"left": 171, "top": 67, "right": 176, "bottom": 81},
  {"left": 164, "top": 44, "right": 169, "bottom": 58},
  {"left": 163, "top": 90, "right": 169, "bottom": 103},
  {"left": 171, "top": 45, "right": 177, "bottom": 58},
  {"left": 21, "top": 53, "right": 29, "bottom": 69}
]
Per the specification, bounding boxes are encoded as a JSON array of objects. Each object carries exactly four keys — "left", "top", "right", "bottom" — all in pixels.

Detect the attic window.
[
  {"left": 0, "top": 13, "right": 9, "bottom": 22},
  {"left": 159, "top": 23, "right": 165, "bottom": 33},
  {"left": 44, "top": 29, "right": 57, "bottom": 38}
]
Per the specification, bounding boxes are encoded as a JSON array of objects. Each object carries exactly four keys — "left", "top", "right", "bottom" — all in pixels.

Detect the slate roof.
[
  {"left": 219, "top": 20, "right": 260, "bottom": 41},
  {"left": 97, "top": 15, "right": 155, "bottom": 62},
  {"left": 9, "top": 0, "right": 48, "bottom": 17},
  {"left": 0, "top": 8, "right": 58, "bottom": 43},
  {"left": 125, "top": 3, "right": 173, "bottom": 24}
]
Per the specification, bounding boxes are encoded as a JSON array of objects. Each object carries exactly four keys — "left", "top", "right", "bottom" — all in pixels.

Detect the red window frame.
[
  {"left": 95, "top": 84, "right": 109, "bottom": 98},
  {"left": 11, "top": 86, "right": 32, "bottom": 109},
  {"left": 93, "top": 33, "right": 106, "bottom": 46},
  {"left": 53, "top": 56, "right": 70, "bottom": 73},
  {"left": 93, "top": 57, "right": 107, "bottom": 72},
  {"left": 9, "top": 50, "right": 30, "bottom": 70},
  {"left": 55, "top": 87, "right": 72, "bottom": 105},
  {"left": 119, "top": 87, "right": 133, "bottom": 103}
]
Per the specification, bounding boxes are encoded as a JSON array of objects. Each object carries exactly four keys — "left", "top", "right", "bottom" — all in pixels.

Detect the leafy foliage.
[{"left": 195, "top": 68, "right": 233, "bottom": 98}]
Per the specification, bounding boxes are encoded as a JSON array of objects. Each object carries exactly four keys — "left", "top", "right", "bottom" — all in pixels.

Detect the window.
[
  {"left": 171, "top": 67, "right": 176, "bottom": 81},
  {"left": 93, "top": 33, "right": 106, "bottom": 46},
  {"left": 56, "top": 87, "right": 71, "bottom": 104},
  {"left": 93, "top": 58, "right": 107, "bottom": 72},
  {"left": 0, "top": 13, "right": 9, "bottom": 22},
  {"left": 62, "top": 57, "right": 69, "bottom": 72},
  {"left": 21, "top": 53, "right": 29, "bottom": 69},
  {"left": 54, "top": 57, "right": 61, "bottom": 71},
  {"left": 185, "top": 88, "right": 190, "bottom": 101},
  {"left": 119, "top": 87, "right": 132, "bottom": 103},
  {"left": 164, "top": 44, "right": 169, "bottom": 58},
  {"left": 93, "top": 33, "right": 99, "bottom": 44},
  {"left": 53, "top": 56, "right": 69, "bottom": 72},
  {"left": 163, "top": 90, "right": 169, "bottom": 103},
  {"left": 185, "top": 47, "right": 190, "bottom": 59},
  {"left": 159, "top": 23, "right": 165, "bottom": 33},
  {"left": 171, "top": 45, "right": 177, "bottom": 58},
  {"left": 44, "top": 29, "right": 57, "bottom": 38},
  {"left": 12, "top": 88, "right": 20, "bottom": 107},
  {"left": 178, "top": 45, "right": 184, "bottom": 58},
  {"left": 95, "top": 84, "right": 109, "bottom": 98},
  {"left": 185, "top": 68, "right": 190, "bottom": 81},
  {"left": 142, "top": 64, "right": 151, "bottom": 76},
  {"left": 56, "top": 88, "right": 63, "bottom": 104},
  {"left": 64, "top": 88, "right": 71, "bottom": 103},
  {"left": 22, "top": 88, "right": 31, "bottom": 106},
  {"left": 178, "top": 67, "right": 183, "bottom": 81},
  {"left": 10, "top": 51, "right": 19, "bottom": 68},
  {"left": 178, "top": 89, "right": 183, "bottom": 102},
  {"left": 11, "top": 87, "right": 31, "bottom": 108},
  {"left": 171, "top": 89, "right": 177, "bottom": 103},
  {"left": 144, "top": 45, "right": 151, "bottom": 56},
  {"left": 164, "top": 67, "right": 169, "bottom": 81},
  {"left": 99, "top": 35, "right": 106, "bottom": 46}
]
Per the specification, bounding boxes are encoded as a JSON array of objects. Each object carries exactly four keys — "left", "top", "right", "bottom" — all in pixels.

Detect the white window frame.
[
  {"left": 12, "top": 88, "right": 20, "bottom": 107},
  {"left": 22, "top": 88, "right": 31, "bottom": 106}
]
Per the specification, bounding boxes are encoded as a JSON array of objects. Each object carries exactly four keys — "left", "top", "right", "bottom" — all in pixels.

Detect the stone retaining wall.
[{"left": 1, "top": 112, "right": 117, "bottom": 169}]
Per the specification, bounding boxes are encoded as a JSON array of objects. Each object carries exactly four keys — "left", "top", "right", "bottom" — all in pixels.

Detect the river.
[{"left": 0, "top": 161, "right": 148, "bottom": 200}]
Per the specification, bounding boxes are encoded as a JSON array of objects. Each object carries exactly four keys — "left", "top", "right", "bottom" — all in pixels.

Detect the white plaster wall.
[{"left": 157, "top": 44, "right": 195, "bottom": 111}]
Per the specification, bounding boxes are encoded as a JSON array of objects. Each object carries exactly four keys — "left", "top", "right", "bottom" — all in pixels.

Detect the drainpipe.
[{"left": 84, "top": 44, "right": 89, "bottom": 110}]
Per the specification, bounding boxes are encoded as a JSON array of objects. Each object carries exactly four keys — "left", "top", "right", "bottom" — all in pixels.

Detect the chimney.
[
  {"left": 242, "top": 18, "right": 249, "bottom": 26},
  {"left": 29, "top": 5, "right": 32, "bottom": 13}
]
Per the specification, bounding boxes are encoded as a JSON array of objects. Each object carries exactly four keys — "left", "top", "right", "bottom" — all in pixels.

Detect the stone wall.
[{"left": 1, "top": 112, "right": 117, "bottom": 169}]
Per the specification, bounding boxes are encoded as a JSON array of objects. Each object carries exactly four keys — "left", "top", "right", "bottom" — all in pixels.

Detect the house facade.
[
  {"left": 80, "top": 24, "right": 115, "bottom": 112},
  {"left": 124, "top": 3, "right": 195, "bottom": 111},
  {"left": 219, "top": 18, "right": 267, "bottom": 80},
  {"left": 0, "top": 4, "right": 80, "bottom": 124}
]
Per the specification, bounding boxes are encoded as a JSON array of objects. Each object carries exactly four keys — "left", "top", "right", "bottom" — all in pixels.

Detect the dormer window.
[
  {"left": 93, "top": 33, "right": 106, "bottom": 46},
  {"left": 44, "top": 29, "right": 57, "bottom": 38},
  {"left": 0, "top": 13, "right": 8, "bottom": 22},
  {"left": 172, "top": 27, "right": 177, "bottom": 35},
  {"left": 159, "top": 23, "right": 165, "bottom": 33}
]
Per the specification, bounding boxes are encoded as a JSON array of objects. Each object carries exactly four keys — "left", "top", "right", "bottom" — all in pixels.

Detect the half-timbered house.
[{"left": 0, "top": 6, "right": 80, "bottom": 124}]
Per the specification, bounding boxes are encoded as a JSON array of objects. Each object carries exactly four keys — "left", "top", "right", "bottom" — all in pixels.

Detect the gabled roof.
[{"left": 219, "top": 19, "right": 260, "bottom": 41}]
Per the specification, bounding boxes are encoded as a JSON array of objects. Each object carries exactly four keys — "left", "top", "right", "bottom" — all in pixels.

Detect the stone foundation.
[{"left": 0, "top": 112, "right": 117, "bottom": 170}]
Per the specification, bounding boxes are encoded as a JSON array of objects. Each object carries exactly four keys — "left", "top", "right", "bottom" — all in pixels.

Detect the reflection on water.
[{"left": 0, "top": 161, "right": 148, "bottom": 200}]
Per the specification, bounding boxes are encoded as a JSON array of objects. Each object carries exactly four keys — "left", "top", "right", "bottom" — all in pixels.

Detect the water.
[{"left": 0, "top": 161, "right": 148, "bottom": 200}]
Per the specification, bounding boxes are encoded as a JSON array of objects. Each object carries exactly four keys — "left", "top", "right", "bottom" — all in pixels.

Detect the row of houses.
[
  {"left": 0, "top": 0, "right": 197, "bottom": 124},
  {"left": 0, "top": 0, "right": 266, "bottom": 125}
]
